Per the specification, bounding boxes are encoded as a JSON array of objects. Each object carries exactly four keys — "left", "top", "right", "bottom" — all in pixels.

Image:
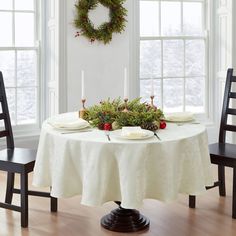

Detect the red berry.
[
  {"left": 160, "top": 120, "right": 166, "bottom": 129},
  {"left": 104, "top": 123, "right": 112, "bottom": 131}
]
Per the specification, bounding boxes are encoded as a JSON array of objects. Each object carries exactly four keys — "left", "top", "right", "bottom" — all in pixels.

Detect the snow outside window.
[
  {"left": 0, "top": 0, "right": 38, "bottom": 126},
  {"left": 140, "top": 0, "right": 207, "bottom": 114}
]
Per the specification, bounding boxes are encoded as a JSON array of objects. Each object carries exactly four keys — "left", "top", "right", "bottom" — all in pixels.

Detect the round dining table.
[{"left": 33, "top": 112, "right": 213, "bottom": 232}]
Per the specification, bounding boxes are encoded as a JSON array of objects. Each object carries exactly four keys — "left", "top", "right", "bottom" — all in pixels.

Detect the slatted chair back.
[
  {"left": 219, "top": 68, "right": 236, "bottom": 143},
  {"left": 0, "top": 71, "right": 14, "bottom": 149}
]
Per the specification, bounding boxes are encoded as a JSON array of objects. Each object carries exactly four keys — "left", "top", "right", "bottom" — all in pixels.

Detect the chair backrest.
[
  {"left": 219, "top": 68, "right": 236, "bottom": 143},
  {"left": 0, "top": 71, "right": 14, "bottom": 149}
]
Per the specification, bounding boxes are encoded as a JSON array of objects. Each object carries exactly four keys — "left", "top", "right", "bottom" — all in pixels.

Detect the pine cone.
[{"left": 141, "top": 122, "right": 158, "bottom": 131}]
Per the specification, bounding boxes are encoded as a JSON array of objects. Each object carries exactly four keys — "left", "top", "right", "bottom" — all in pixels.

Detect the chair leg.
[
  {"left": 218, "top": 165, "right": 226, "bottom": 196},
  {"left": 50, "top": 197, "right": 58, "bottom": 212},
  {"left": 5, "top": 172, "right": 15, "bottom": 204},
  {"left": 233, "top": 167, "right": 236, "bottom": 219},
  {"left": 20, "top": 172, "right": 28, "bottom": 228},
  {"left": 189, "top": 195, "right": 196, "bottom": 208}
]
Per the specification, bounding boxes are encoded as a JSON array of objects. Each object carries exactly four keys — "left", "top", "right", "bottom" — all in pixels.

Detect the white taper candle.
[
  {"left": 81, "top": 70, "right": 85, "bottom": 99},
  {"left": 124, "top": 68, "right": 128, "bottom": 99},
  {"left": 151, "top": 79, "right": 154, "bottom": 96}
]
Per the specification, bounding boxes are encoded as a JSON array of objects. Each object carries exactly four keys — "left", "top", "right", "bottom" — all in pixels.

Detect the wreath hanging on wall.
[{"left": 74, "top": 0, "right": 127, "bottom": 44}]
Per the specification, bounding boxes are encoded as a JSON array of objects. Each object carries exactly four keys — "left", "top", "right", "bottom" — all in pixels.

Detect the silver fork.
[
  {"left": 61, "top": 129, "right": 93, "bottom": 134},
  {"left": 154, "top": 131, "right": 161, "bottom": 140},
  {"left": 176, "top": 122, "right": 200, "bottom": 126},
  {"left": 105, "top": 131, "right": 111, "bottom": 141}
]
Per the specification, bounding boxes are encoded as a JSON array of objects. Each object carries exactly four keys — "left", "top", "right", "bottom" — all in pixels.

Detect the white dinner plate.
[
  {"left": 47, "top": 120, "right": 90, "bottom": 131},
  {"left": 165, "top": 118, "right": 195, "bottom": 123},
  {"left": 111, "top": 129, "right": 154, "bottom": 140},
  {"left": 50, "top": 125, "right": 91, "bottom": 131}
]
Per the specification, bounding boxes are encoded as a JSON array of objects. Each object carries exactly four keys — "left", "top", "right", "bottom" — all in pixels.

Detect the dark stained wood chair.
[
  {"left": 189, "top": 68, "right": 236, "bottom": 218},
  {"left": 0, "top": 71, "right": 57, "bottom": 227}
]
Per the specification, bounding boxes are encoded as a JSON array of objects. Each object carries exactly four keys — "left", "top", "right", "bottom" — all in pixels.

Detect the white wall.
[{"left": 66, "top": 0, "right": 133, "bottom": 110}]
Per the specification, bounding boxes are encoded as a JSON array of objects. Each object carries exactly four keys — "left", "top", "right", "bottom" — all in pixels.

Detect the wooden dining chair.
[
  {"left": 189, "top": 68, "right": 236, "bottom": 218},
  {"left": 0, "top": 71, "right": 57, "bottom": 227}
]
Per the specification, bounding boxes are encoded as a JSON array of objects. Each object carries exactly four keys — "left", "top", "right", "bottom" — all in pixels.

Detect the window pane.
[
  {"left": 140, "top": 1, "right": 159, "bottom": 37},
  {"left": 17, "top": 51, "right": 37, "bottom": 86},
  {"left": 183, "top": 2, "right": 203, "bottom": 36},
  {"left": 185, "top": 40, "right": 205, "bottom": 76},
  {"left": 161, "top": 1, "right": 181, "bottom": 36},
  {"left": 140, "top": 40, "right": 161, "bottom": 79},
  {"left": 163, "top": 78, "right": 183, "bottom": 112},
  {"left": 15, "top": 13, "right": 35, "bottom": 47},
  {"left": 0, "top": 13, "right": 13, "bottom": 46},
  {"left": 140, "top": 79, "right": 161, "bottom": 107},
  {"left": 6, "top": 88, "right": 16, "bottom": 125},
  {"left": 15, "top": 0, "right": 34, "bottom": 11},
  {"left": 17, "top": 88, "right": 36, "bottom": 124},
  {"left": 163, "top": 40, "right": 184, "bottom": 77},
  {"left": 0, "top": 1, "right": 13, "bottom": 10},
  {"left": 186, "top": 77, "right": 205, "bottom": 113},
  {"left": 0, "top": 51, "right": 15, "bottom": 87}
]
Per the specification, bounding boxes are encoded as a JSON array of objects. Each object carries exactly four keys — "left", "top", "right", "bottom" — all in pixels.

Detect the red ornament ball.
[
  {"left": 103, "top": 123, "right": 112, "bottom": 131},
  {"left": 160, "top": 120, "right": 166, "bottom": 129}
]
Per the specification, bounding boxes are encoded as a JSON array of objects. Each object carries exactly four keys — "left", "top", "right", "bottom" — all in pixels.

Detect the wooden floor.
[{"left": 0, "top": 167, "right": 236, "bottom": 236}]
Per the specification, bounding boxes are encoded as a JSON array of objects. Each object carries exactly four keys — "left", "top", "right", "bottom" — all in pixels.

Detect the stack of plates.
[
  {"left": 112, "top": 128, "right": 154, "bottom": 140},
  {"left": 47, "top": 114, "right": 90, "bottom": 131},
  {"left": 164, "top": 112, "right": 194, "bottom": 122}
]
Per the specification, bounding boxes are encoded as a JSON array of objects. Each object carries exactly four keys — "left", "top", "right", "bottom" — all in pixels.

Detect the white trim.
[
  {"left": 39, "top": 0, "right": 47, "bottom": 124},
  {"left": 206, "top": 0, "right": 216, "bottom": 123},
  {"left": 140, "top": 0, "right": 205, "bottom": 2},
  {"left": 129, "top": 0, "right": 139, "bottom": 99},
  {"left": 140, "top": 36, "right": 206, "bottom": 40},
  {"left": 57, "top": 0, "right": 67, "bottom": 113},
  {"left": 44, "top": 0, "right": 67, "bottom": 117},
  {"left": 0, "top": 10, "right": 35, "bottom": 13},
  {"left": 0, "top": 134, "right": 39, "bottom": 149}
]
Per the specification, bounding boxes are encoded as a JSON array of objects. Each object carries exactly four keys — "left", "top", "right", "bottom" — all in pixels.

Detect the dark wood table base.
[{"left": 101, "top": 201, "right": 150, "bottom": 233}]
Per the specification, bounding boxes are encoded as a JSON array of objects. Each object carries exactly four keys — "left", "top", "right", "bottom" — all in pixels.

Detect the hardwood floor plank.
[{"left": 0, "top": 167, "right": 235, "bottom": 236}]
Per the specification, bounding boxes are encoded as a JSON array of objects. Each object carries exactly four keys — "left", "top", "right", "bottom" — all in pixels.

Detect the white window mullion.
[
  {"left": 183, "top": 39, "right": 186, "bottom": 112},
  {"left": 181, "top": 0, "right": 183, "bottom": 34},
  {"left": 160, "top": 0, "right": 164, "bottom": 109},
  {"left": 140, "top": 36, "right": 206, "bottom": 40},
  {"left": 12, "top": 0, "right": 15, "bottom": 47},
  {"left": 158, "top": 0, "right": 161, "bottom": 36},
  {"left": 181, "top": 1, "right": 185, "bottom": 112},
  {"left": 161, "top": 39, "right": 164, "bottom": 109},
  {"left": 14, "top": 50, "right": 17, "bottom": 125}
]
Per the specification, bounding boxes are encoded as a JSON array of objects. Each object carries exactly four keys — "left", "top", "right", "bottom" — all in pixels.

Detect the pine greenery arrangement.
[
  {"left": 74, "top": 0, "right": 127, "bottom": 44},
  {"left": 83, "top": 98, "right": 164, "bottom": 130}
]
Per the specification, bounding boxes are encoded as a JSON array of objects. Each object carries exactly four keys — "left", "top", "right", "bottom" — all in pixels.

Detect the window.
[
  {"left": 139, "top": 0, "right": 207, "bottom": 113},
  {"left": 0, "top": 0, "right": 38, "bottom": 126}
]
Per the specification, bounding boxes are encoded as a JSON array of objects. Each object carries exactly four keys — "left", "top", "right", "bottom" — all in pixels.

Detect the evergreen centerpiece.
[{"left": 83, "top": 98, "right": 165, "bottom": 131}]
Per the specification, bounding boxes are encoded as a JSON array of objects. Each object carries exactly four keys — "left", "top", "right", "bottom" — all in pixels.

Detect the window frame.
[
  {"left": 0, "top": 0, "right": 45, "bottom": 137},
  {"left": 136, "top": 0, "right": 215, "bottom": 122}
]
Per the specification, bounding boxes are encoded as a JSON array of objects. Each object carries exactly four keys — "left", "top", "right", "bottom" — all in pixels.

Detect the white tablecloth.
[{"left": 33, "top": 113, "right": 213, "bottom": 209}]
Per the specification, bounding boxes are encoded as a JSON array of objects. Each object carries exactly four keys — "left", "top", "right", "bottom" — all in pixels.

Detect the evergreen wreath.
[{"left": 74, "top": 0, "right": 127, "bottom": 44}]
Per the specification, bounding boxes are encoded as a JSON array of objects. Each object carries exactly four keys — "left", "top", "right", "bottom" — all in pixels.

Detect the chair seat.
[
  {"left": 0, "top": 148, "right": 36, "bottom": 173},
  {"left": 209, "top": 142, "right": 236, "bottom": 167}
]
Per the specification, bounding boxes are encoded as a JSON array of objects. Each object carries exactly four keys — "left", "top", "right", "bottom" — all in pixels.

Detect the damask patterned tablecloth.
[{"left": 33, "top": 112, "right": 213, "bottom": 209}]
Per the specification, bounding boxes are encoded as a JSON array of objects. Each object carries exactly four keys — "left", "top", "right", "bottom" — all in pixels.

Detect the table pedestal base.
[{"left": 101, "top": 202, "right": 150, "bottom": 233}]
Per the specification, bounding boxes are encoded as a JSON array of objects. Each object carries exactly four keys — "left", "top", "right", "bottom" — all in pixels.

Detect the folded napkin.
[
  {"left": 48, "top": 114, "right": 89, "bottom": 129},
  {"left": 165, "top": 112, "right": 194, "bottom": 122},
  {"left": 121, "top": 127, "right": 147, "bottom": 139}
]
